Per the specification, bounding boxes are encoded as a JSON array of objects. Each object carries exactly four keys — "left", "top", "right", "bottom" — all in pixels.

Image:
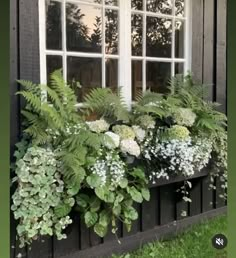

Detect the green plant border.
[
  {"left": 0, "top": 0, "right": 10, "bottom": 258},
  {"left": 227, "top": 0, "right": 236, "bottom": 257}
]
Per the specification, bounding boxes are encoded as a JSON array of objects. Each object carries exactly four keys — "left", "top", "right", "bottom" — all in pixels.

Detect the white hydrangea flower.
[
  {"left": 120, "top": 139, "right": 141, "bottom": 157},
  {"left": 132, "top": 125, "right": 146, "bottom": 142},
  {"left": 104, "top": 132, "right": 120, "bottom": 149},
  {"left": 173, "top": 108, "right": 197, "bottom": 127},
  {"left": 86, "top": 119, "right": 110, "bottom": 133}
]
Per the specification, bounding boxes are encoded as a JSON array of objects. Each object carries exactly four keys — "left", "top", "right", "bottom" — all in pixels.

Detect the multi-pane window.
[{"left": 40, "top": 0, "right": 191, "bottom": 106}]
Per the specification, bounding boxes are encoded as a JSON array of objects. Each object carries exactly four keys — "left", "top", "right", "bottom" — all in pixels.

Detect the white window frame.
[{"left": 39, "top": 0, "right": 192, "bottom": 107}]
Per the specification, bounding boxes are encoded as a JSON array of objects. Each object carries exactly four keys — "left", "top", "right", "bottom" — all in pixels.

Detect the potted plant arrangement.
[{"left": 11, "top": 70, "right": 227, "bottom": 248}]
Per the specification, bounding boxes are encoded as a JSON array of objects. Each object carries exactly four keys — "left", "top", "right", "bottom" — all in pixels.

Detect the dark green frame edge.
[
  {"left": 0, "top": 0, "right": 10, "bottom": 258},
  {"left": 228, "top": 0, "right": 236, "bottom": 257}
]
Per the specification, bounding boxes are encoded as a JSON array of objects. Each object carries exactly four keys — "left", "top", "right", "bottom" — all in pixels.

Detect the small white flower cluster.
[
  {"left": 193, "top": 138, "right": 213, "bottom": 171},
  {"left": 144, "top": 137, "right": 212, "bottom": 182},
  {"left": 120, "top": 139, "right": 141, "bottom": 157},
  {"left": 86, "top": 119, "right": 110, "bottom": 133},
  {"left": 90, "top": 151, "right": 126, "bottom": 187},
  {"left": 46, "top": 123, "right": 83, "bottom": 139}
]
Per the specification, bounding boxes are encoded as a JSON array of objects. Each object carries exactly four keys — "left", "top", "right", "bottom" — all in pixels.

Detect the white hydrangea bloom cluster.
[
  {"left": 120, "top": 139, "right": 141, "bottom": 157},
  {"left": 104, "top": 131, "right": 120, "bottom": 149},
  {"left": 90, "top": 151, "right": 126, "bottom": 187},
  {"left": 132, "top": 125, "right": 146, "bottom": 142},
  {"left": 86, "top": 119, "right": 110, "bottom": 133},
  {"left": 173, "top": 108, "right": 197, "bottom": 127}
]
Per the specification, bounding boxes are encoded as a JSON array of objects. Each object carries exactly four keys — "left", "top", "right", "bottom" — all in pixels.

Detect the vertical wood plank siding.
[{"left": 10, "top": 0, "right": 227, "bottom": 257}]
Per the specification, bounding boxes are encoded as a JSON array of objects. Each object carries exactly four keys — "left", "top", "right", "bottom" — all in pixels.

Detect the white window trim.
[{"left": 39, "top": 0, "right": 192, "bottom": 107}]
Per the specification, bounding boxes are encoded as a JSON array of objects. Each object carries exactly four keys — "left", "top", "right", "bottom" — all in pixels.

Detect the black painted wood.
[
  {"left": 79, "top": 219, "right": 90, "bottom": 250},
  {"left": 202, "top": 175, "right": 214, "bottom": 212},
  {"left": 189, "top": 179, "right": 202, "bottom": 217},
  {"left": 191, "top": 0, "right": 204, "bottom": 83},
  {"left": 27, "top": 237, "right": 53, "bottom": 258},
  {"left": 19, "top": 0, "right": 40, "bottom": 83},
  {"left": 159, "top": 185, "right": 175, "bottom": 225},
  {"left": 203, "top": 0, "right": 216, "bottom": 101},
  {"left": 53, "top": 215, "right": 80, "bottom": 258},
  {"left": 59, "top": 207, "right": 227, "bottom": 258},
  {"left": 141, "top": 188, "right": 159, "bottom": 231}
]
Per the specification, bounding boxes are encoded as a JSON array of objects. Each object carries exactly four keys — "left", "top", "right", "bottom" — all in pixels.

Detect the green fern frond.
[
  {"left": 84, "top": 87, "right": 130, "bottom": 122},
  {"left": 16, "top": 91, "right": 42, "bottom": 113}
]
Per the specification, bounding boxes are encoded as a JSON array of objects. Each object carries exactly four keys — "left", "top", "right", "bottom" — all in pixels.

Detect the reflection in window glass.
[
  {"left": 106, "top": 59, "right": 118, "bottom": 90},
  {"left": 132, "top": 14, "right": 143, "bottom": 56},
  {"left": 132, "top": 0, "right": 143, "bottom": 10},
  {"left": 46, "top": 55, "right": 63, "bottom": 82},
  {"left": 175, "top": 62, "right": 184, "bottom": 75},
  {"left": 147, "top": 0, "right": 173, "bottom": 15},
  {"left": 105, "top": 9, "right": 119, "bottom": 54},
  {"left": 67, "top": 57, "right": 102, "bottom": 102},
  {"left": 66, "top": 3, "right": 102, "bottom": 53},
  {"left": 175, "top": 0, "right": 185, "bottom": 17},
  {"left": 146, "top": 17, "right": 172, "bottom": 58},
  {"left": 132, "top": 60, "right": 143, "bottom": 101},
  {"left": 46, "top": 1, "right": 62, "bottom": 50},
  {"left": 175, "top": 20, "right": 184, "bottom": 58},
  {"left": 146, "top": 62, "right": 171, "bottom": 93},
  {"left": 105, "top": 0, "right": 118, "bottom": 6}
]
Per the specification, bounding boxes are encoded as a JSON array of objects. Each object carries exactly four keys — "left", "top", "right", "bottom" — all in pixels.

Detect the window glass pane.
[
  {"left": 105, "top": 0, "right": 118, "bottom": 6},
  {"left": 77, "top": 0, "right": 102, "bottom": 4},
  {"left": 146, "top": 17, "right": 172, "bottom": 58},
  {"left": 105, "top": 9, "right": 119, "bottom": 54},
  {"left": 132, "top": 60, "right": 143, "bottom": 101},
  {"left": 46, "top": 55, "right": 63, "bottom": 83},
  {"left": 146, "top": 62, "right": 171, "bottom": 93},
  {"left": 106, "top": 59, "right": 118, "bottom": 90},
  {"left": 175, "top": 62, "right": 184, "bottom": 75},
  {"left": 175, "top": 0, "right": 185, "bottom": 17},
  {"left": 67, "top": 57, "right": 102, "bottom": 102},
  {"left": 175, "top": 20, "right": 184, "bottom": 58},
  {"left": 46, "top": 0, "right": 62, "bottom": 50},
  {"left": 132, "top": 0, "right": 143, "bottom": 10},
  {"left": 147, "top": 0, "right": 173, "bottom": 15},
  {"left": 132, "top": 14, "right": 143, "bottom": 56},
  {"left": 66, "top": 3, "right": 102, "bottom": 53}
]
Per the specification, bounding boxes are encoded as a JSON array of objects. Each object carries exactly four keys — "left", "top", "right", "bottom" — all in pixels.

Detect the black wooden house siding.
[{"left": 10, "top": 0, "right": 227, "bottom": 257}]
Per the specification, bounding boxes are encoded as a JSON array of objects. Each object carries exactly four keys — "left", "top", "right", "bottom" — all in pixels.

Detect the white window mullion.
[
  {"left": 102, "top": 1, "right": 106, "bottom": 88},
  {"left": 39, "top": 0, "right": 47, "bottom": 102},
  {"left": 119, "top": 0, "right": 132, "bottom": 108},
  {"left": 184, "top": 0, "right": 192, "bottom": 74},
  {"left": 143, "top": 0, "right": 147, "bottom": 92},
  {"left": 62, "top": 0, "right": 67, "bottom": 82},
  {"left": 171, "top": 0, "right": 176, "bottom": 77}
]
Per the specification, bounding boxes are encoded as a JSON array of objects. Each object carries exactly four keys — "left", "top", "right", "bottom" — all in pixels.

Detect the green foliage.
[
  {"left": 11, "top": 147, "right": 74, "bottom": 247},
  {"left": 17, "top": 69, "right": 81, "bottom": 145},
  {"left": 83, "top": 87, "right": 130, "bottom": 122},
  {"left": 12, "top": 70, "right": 227, "bottom": 248},
  {"left": 77, "top": 166, "right": 150, "bottom": 238}
]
